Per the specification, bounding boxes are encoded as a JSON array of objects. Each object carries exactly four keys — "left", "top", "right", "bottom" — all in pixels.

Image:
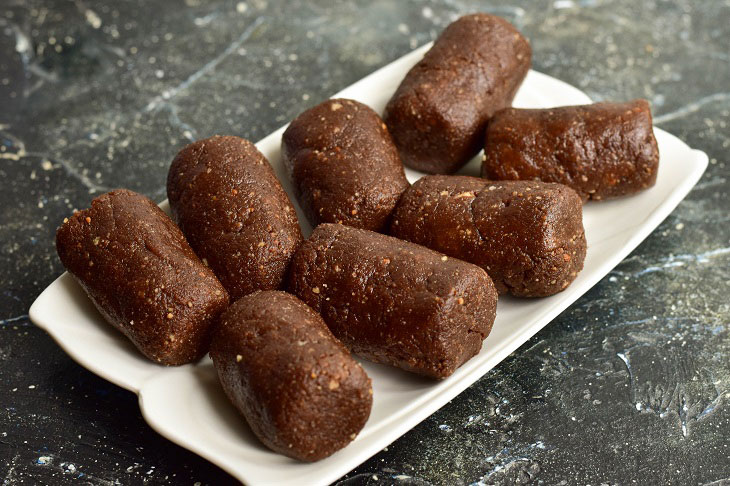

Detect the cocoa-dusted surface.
[
  {"left": 55, "top": 189, "right": 229, "bottom": 365},
  {"left": 282, "top": 98, "right": 409, "bottom": 231},
  {"left": 390, "top": 176, "right": 586, "bottom": 297},
  {"left": 167, "top": 135, "right": 303, "bottom": 300},
  {"left": 383, "top": 13, "right": 531, "bottom": 174},
  {"left": 482, "top": 100, "right": 659, "bottom": 201},
  {"left": 287, "top": 223, "right": 498, "bottom": 379},
  {"left": 209, "top": 291, "right": 372, "bottom": 462}
]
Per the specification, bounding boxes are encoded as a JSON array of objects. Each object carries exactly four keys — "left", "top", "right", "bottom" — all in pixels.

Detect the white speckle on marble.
[
  {"left": 85, "top": 9, "right": 102, "bottom": 29},
  {"left": 553, "top": 0, "right": 575, "bottom": 9},
  {"left": 36, "top": 456, "right": 52, "bottom": 465}
]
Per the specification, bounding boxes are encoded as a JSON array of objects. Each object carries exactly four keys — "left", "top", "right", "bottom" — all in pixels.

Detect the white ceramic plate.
[{"left": 29, "top": 43, "right": 708, "bottom": 485}]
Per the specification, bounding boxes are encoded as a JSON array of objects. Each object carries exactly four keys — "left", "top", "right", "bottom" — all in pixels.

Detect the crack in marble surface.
[
  {"left": 52, "top": 155, "right": 110, "bottom": 193},
  {"left": 617, "top": 345, "right": 727, "bottom": 437},
  {"left": 612, "top": 247, "right": 730, "bottom": 278},
  {"left": 1, "top": 127, "right": 108, "bottom": 192},
  {"left": 0, "top": 314, "right": 30, "bottom": 326},
  {"left": 142, "top": 16, "right": 266, "bottom": 113},
  {"left": 654, "top": 93, "right": 730, "bottom": 124},
  {"left": 0, "top": 126, "right": 28, "bottom": 160}
]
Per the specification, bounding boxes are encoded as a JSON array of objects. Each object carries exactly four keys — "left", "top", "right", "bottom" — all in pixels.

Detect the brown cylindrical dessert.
[
  {"left": 55, "top": 189, "right": 229, "bottom": 365},
  {"left": 482, "top": 100, "right": 659, "bottom": 200},
  {"left": 282, "top": 98, "right": 409, "bottom": 232},
  {"left": 390, "top": 176, "right": 586, "bottom": 297},
  {"left": 287, "top": 223, "right": 498, "bottom": 379},
  {"left": 167, "top": 135, "right": 303, "bottom": 300},
  {"left": 210, "top": 291, "right": 372, "bottom": 462},
  {"left": 383, "top": 13, "right": 531, "bottom": 174}
]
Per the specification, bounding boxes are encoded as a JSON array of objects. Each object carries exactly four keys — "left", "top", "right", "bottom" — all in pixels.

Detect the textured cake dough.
[
  {"left": 282, "top": 98, "right": 409, "bottom": 231},
  {"left": 482, "top": 100, "right": 659, "bottom": 200},
  {"left": 390, "top": 176, "right": 586, "bottom": 297},
  {"left": 55, "top": 189, "right": 229, "bottom": 365},
  {"left": 209, "top": 291, "right": 372, "bottom": 462},
  {"left": 383, "top": 13, "right": 531, "bottom": 174},
  {"left": 167, "top": 135, "right": 303, "bottom": 300},
  {"left": 288, "top": 224, "right": 498, "bottom": 379}
]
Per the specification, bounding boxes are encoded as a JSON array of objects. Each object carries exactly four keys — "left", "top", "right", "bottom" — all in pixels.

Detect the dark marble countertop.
[{"left": 1, "top": 0, "right": 728, "bottom": 484}]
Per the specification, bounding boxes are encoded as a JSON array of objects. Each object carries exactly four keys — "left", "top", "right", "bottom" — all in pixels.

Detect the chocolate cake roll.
[
  {"left": 383, "top": 13, "right": 531, "bottom": 174},
  {"left": 287, "top": 224, "right": 498, "bottom": 379},
  {"left": 482, "top": 100, "right": 659, "bottom": 200},
  {"left": 210, "top": 291, "right": 372, "bottom": 462},
  {"left": 282, "top": 98, "right": 409, "bottom": 231},
  {"left": 167, "top": 135, "right": 303, "bottom": 300},
  {"left": 390, "top": 176, "right": 586, "bottom": 297},
  {"left": 55, "top": 189, "right": 229, "bottom": 365}
]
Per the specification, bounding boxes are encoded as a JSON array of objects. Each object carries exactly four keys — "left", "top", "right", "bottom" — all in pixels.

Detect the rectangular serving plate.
[{"left": 29, "top": 43, "right": 708, "bottom": 485}]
